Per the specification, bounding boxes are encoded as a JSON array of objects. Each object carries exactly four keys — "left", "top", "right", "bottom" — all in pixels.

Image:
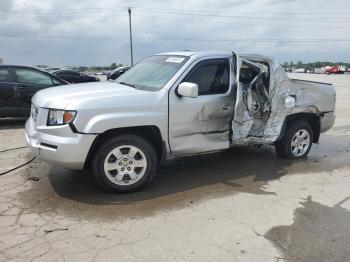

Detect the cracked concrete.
[
  {"left": 0, "top": 74, "right": 350, "bottom": 261},
  {"left": 265, "top": 196, "right": 350, "bottom": 262}
]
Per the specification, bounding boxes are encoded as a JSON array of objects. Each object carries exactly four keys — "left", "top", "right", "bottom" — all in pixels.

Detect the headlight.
[{"left": 47, "top": 109, "right": 77, "bottom": 126}]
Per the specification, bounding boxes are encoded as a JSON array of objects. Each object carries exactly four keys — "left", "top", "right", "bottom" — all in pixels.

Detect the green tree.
[
  {"left": 110, "top": 63, "right": 117, "bottom": 70},
  {"left": 78, "top": 66, "right": 88, "bottom": 72}
]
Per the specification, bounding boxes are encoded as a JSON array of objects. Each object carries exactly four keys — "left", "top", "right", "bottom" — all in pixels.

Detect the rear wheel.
[
  {"left": 275, "top": 121, "right": 313, "bottom": 159},
  {"left": 91, "top": 134, "right": 158, "bottom": 193}
]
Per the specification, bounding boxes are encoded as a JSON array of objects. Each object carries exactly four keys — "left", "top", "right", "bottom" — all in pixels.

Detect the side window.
[
  {"left": 52, "top": 77, "right": 63, "bottom": 85},
  {"left": 58, "top": 71, "right": 73, "bottom": 77},
  {"left": 69, "top": 71, "right": 80, "bottom": 77},
  {"left": 115, "top": 70, "right": 123, "bottom": 76},
  {"left": 15, "top": 69, "right": 53, "bottom": 85},
  {"left": 60, "top": 71, "right": 70, "bottom": 76},
  {"left": 0, "top": 69, "right": 11, "bottom": 82},
  {"left": 184, "top": 59, "right": 230, "bottom": 95}
]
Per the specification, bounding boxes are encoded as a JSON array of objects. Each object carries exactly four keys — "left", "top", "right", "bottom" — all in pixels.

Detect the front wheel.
[
  {"left": 91, "top": 134, "right": 158, "bottom": 193},
  {"left": 275, "top": 121, "right": 313, "bottom": 159}
]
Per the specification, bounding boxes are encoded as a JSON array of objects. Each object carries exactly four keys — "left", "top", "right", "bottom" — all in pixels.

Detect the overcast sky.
[{"left": 1, "top": 0, "right": 349, "bottom": 66}]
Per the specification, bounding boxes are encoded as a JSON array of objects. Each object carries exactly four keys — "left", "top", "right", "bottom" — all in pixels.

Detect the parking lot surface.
[{"left": 0, "top": 74, "right": 349, "bottom": 262}]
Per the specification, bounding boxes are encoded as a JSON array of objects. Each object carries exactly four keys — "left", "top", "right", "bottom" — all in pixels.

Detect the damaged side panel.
[
  {"left": 232, "top": 57, "right": 274, "bottom": 144},
  {"left": 231, "top": 55, "right": 328, "bottom": 145},
  {"left": 168, "top": 52, "right": 334, "bottom": 156}
]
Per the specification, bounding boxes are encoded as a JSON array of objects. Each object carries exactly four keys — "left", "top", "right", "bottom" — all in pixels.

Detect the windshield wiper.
[{"left": 118, "top": 82, "right": 136, "bottom": 88}]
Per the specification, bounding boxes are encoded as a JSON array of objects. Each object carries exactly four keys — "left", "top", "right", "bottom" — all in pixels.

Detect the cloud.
[{"left": 0, "top": 0, "right": 349, "bottom": 66}]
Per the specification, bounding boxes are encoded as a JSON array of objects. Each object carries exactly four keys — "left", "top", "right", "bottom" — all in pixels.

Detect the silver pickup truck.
[{"left": 25, "top": 51, "right": 336, "bottom": 192}]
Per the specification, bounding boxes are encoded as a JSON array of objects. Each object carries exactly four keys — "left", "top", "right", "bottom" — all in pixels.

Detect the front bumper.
[{"left": 25, "top": 118, "right": 97, "bottom": 170}]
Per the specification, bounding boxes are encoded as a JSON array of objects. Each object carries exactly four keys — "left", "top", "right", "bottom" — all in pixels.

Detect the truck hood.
[{"left": 32, "top": 81, "right": 152, "bottom": 109}]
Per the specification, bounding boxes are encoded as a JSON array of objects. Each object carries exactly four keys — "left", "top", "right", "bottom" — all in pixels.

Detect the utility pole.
[{"left": 128, "top": 7, "right": 134, "bottom": 66}]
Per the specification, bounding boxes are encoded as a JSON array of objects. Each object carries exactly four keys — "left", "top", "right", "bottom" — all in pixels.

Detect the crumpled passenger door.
[{"left": 231, "top": 55, "right": 272, "bottom": 143}]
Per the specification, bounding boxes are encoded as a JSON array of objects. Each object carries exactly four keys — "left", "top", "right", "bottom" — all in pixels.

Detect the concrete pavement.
[{"left": 0, "top": 74, "right": 349, "bottom": 261}]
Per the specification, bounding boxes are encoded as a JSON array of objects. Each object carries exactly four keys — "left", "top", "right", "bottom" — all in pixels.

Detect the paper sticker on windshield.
[{"left": 165, "top": 57, "right": 185, "bottom": 63}]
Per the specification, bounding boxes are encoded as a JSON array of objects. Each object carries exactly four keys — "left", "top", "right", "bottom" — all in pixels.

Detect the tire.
[
  {"left": 275, "top": 121, "right": 313, "bottom": 159},
  {"left": 91, "top": 134, "right": 158, "bottom": 193}
]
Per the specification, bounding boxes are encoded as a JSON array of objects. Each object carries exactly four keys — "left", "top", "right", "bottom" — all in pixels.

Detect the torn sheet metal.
[
  {"left": 231, "top": 53, "right": 335, "bottom": 145},
  {"left": 232, "top": 56, "right": 274, "bottom": 144}
]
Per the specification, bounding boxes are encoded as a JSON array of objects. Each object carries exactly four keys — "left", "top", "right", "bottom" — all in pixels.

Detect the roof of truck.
[
  {"left": 159, "top": 51, "right": 231, "bottom": 57},
  {"left": 240, "top": 53, "right": 274, "bottom": 63},
  {"left": 158, "top": 51, "right": 274, "bottom": 62},
  {"left": 0, "top": 64, "right": 42, "bottom": 69}
]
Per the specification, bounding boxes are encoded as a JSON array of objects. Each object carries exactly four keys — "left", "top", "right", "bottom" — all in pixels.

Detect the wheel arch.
[
  {"left": 277, "top": 112, "right": 321, "bottom": 143},
  {"left": 84, "top": 125, "right": 165, "bottom": 170}
]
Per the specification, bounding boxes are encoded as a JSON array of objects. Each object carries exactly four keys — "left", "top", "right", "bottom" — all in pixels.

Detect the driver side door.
[{"left": 168, "top": 57, "right": 235, "bottom": 156}]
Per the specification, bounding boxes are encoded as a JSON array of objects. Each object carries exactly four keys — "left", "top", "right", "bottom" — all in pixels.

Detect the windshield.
[
  {"left": 116, "top": 55, "right": 189, "bottom": 91},
  {"left": 112, "top": 67, "right": 125, "bottom": 73}
]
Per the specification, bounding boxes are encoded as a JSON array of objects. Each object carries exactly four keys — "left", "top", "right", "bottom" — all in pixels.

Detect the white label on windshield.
[{"left": 165, "top": 57, "right": 185, "bottom": 63}]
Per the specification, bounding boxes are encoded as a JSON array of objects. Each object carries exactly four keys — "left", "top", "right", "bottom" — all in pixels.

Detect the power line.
[
  {"left": 133, "top": 14, "right": 350, "bottom": 29},
  {"left": 0, "top": 8, "right": 125, "bottom": 13},
  {"left": 1, "top": 34, "right": 350, "bottom": 43},
  {"left": 128, "top": 6, "right": 350, "bottom": 15},
  {"left": 1, "top": 8, "right": 350, "bottom": 22},
  {"left": 2, "top": 7, "right": 350, "bottom": 14},
  {"left": 134, "top": 9, "right": 350, "bottom": 22},
  {"left": 2, "top": 11, "right": 349, "bottom": 28}
]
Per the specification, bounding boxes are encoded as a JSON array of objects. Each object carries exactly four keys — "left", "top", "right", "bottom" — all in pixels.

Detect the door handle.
[
  {"left": 222, "top": 105, "right": 231, "bottom": 111},
  {"left": 17, "top": 85, "right": 28, "bottom": 89},
  {"left": 14, "top": 85, "right": 28, "bottom": 97}
]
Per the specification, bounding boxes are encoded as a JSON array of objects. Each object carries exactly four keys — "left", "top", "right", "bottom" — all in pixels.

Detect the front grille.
[{"left": 31, "top": 105, "right": 38, "bottom": 122}]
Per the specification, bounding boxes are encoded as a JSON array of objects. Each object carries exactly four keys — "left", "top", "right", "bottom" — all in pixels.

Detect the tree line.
[
  {"left": 35, "top": 62, "right": 125, "bottom": 71},
  {"left": 78, "top": 62, "right": 124, "bottom": 71}
]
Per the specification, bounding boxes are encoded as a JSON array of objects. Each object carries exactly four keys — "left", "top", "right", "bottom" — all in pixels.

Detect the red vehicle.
[{"left": 325, "top": 66, "right": 343, "bottom": 74}]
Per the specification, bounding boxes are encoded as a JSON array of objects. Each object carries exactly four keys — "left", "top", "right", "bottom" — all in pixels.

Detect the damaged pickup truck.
[{"left": 25, "top": 51, "right": 336, "bottom": 192}]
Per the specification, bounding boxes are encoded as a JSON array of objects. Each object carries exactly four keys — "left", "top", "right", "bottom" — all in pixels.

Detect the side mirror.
[{"left": 177, "top": 82, "right": 198, "bottom": 98}]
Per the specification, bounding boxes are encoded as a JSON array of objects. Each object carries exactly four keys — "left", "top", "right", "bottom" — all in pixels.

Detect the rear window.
[
  {"left": 239, "top": 62, "right": 259, "bottom": 84},
  {"left": 0, "top": 69, "right": 11, "bottom": 82},
  {"left": 67, "top": 71, "right": 80, "bottom": 77}
]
